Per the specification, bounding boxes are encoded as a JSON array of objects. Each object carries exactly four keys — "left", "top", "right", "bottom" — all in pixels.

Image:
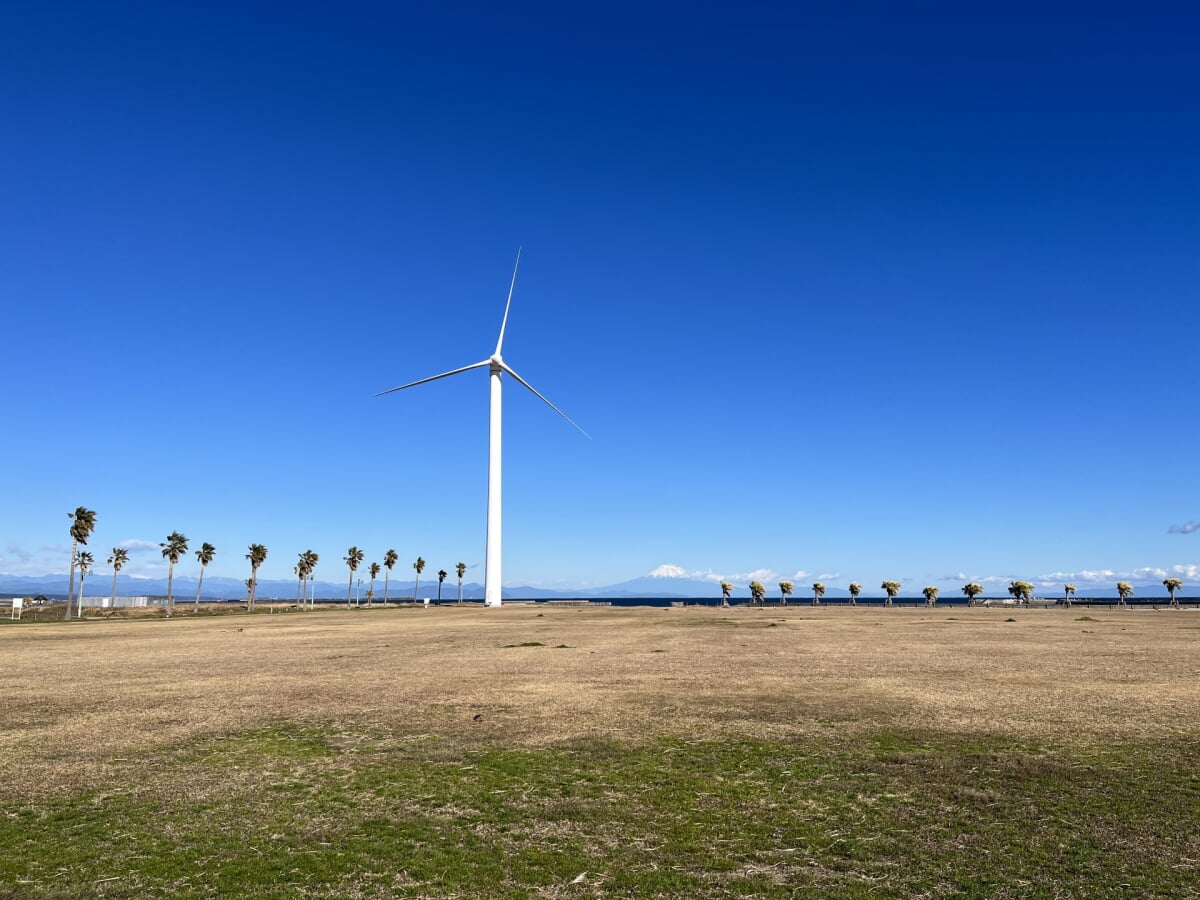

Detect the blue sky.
[{"left": 2, "top": 1, "right": 1197, "bottom": 596}]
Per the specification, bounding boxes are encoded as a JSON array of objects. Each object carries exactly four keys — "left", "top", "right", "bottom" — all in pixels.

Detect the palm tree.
[
  {"left": 779, "top": 580, "right": 794, "bottom": 606},
  {"left": 413, "top": 556, "right": 426, "bottom": 601},
  {"left": 749, "top": 581, "right": 766, "bottom": 605},
  {"left": 1116, "top": 581, "right": 1133, "bottom": 608},
  {"left": 848, "top": 582, "right": 862, "bottom": 606},
  {"left": 193, "top": 543, "right": 215, "bottom": 613},
  {"left": 437, "top": 569, "right": 448, "bottom": 604},
  {"left": 383, "top": 549, "right": 398, "bottom": 605},
  {"left": 64, "top": 506, "right": 97, "bottom": 622},
  {"left": 160, "top": 531, "right": 189, "bottom": 617},
  {"left": 344, "top": 547, "right": 364, "bottom": 605},
  {"left": 367, "top": 562, "right": 381, "bottom": 607},
  {"left": 1064, "top": 583, "right": 1076, "bottom": 608},
  {"left": 295, "top": 551, "right": 315, "bottom": 605},
  {"left": 76, "top": 551, "right": 94, "bottom": 616},
  {"left": 720, "top": 581, "right": 733, "bottom": 607},
  {"left": 1164, "top": 577, "right": 1183, "bottom": 609},
  {"left": 812, "top": 582, "right": 826, "bottom": 606},
  {"left": 107, "top": 547, "right": 129, "bottom": 611},
  {"left": 923, "top": 586, "right": 939, "bottom": 606},
  {"left": 962, "top": 582, "right": 984, "bottom": 606},
  {"left": 456, "top": 562, "right": 467, "bottom": 603},
  {"left": 1009, "top": 581, "right": 1034, "bottom": 605},
  {"left": 881, "top": 581, "right": 901, "bottom": 606},
  {"left": 246, "top": 544, "right": 268, "bottom": 611},
  {"left": 302, "top": 550, "right": 319, "bottom": 609}
]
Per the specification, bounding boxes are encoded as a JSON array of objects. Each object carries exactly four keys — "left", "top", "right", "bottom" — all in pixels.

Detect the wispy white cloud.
[
  {"left": 0, "top": 544, "right": 71, "bottom": 576},
  {"left": 1040, "top": 569, "right": 1115, "bottom": 584},
  {"left": 790, "top": 570, "right": 810, "bottom": 582},
  {"left": 1038, "top": 565, "right": 1199, "bottom": 585},
  {"left": 119, "top": 539, "right": 159, "bottom": 553},
  {"left": 1169, "top": 521, "right": 1198, "bottom": 535},
  {"left": 4, "top": 543, "right": 32, "bottom": 564},
  {"left": 729, "top": 568, "right": 777, "bottom": 584},
  {"left": 815, "top": 571, "right": 840, "bottom": 582},
  {"left": 1131, "top": 567, "right": 1168, "bottom": 580},
  {"left": 647, "top": 564, "right": 782, "bottom": 585}
]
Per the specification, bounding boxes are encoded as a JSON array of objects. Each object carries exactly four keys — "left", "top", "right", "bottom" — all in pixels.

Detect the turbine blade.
[
  {"left": 494, "top": 248, "right": 521, "bottom": 356},
  {"left": 375, "top": 359, "right": 490, "bottom": 396},
  {"left": 499, "top": 361, "right": 591, "bottom": 439}
]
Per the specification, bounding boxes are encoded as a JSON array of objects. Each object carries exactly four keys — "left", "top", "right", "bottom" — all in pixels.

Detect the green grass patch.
[{"left": 1, "top": 726, "right": 1197, "bottom": 897}]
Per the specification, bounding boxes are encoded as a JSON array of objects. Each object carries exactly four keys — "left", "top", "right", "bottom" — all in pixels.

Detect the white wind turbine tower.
[{"left": 376, "top": 251, "right": 588, "bottom": 607}]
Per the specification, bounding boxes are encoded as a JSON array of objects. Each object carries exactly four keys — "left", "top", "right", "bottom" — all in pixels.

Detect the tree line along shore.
[{"left": 10, "top": 506, "right": 1188, "bottom": 622}]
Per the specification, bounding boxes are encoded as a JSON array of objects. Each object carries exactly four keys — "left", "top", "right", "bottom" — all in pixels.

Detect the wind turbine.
[{"left": 376, "top": 251, "right": 588, "bottom": 607}]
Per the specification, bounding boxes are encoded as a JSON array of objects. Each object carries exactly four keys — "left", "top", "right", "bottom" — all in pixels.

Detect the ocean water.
[{"left": 512, "top": 595, "right": 1196, "bottom": 609}]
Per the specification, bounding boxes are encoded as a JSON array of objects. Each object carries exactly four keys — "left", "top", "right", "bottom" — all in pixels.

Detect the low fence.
[{"left": 78, "top": 596, "right": 154, "bottom": 608}]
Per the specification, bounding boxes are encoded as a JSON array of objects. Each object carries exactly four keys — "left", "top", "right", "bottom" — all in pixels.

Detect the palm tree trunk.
[
  {"left": 111, "top": 569, "right": 119, "bottom": 612},
  {"left": 458, "top": 578, "right": 463, "bottom": 604},
  {"left": 195, "top": 566, "right": 205, "bottom": 614},
  {"left": 65, "top": 539, "right": 77, "bottom": 621},
  {"left": 166, "top": 563, "right": 175, "bottom": 617},
  {"left": 77, "top": 572, "right": 86, "bottom": 617},
  {"left": 384, "top": 571, "right": 390, "bottom": 606},
  {"left": 347, "top": 572, "right": 353, "bottom": 606}
]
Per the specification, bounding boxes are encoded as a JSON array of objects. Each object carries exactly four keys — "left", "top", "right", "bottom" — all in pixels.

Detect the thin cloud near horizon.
[
  {"left": 648, "top": 562, "right": 1199, "bottom": 591},
  {"left": 118, "top": 539, "right": 160, "bottom": 553}
]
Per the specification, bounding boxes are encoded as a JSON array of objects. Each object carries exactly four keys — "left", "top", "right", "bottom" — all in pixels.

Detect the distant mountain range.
[
  {"left": 0, "top": 571, "right": 731, "bottom": 601},
  {"left": 0, "top": 572, "right": 1180, "bottom": 602},
  {"left": 0, "top": 572, "right": 481, "bottom": 601}
]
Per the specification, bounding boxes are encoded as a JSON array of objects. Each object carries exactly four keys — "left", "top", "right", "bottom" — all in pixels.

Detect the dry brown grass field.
[
  {"left": 5, "top": 604, "right": 1198, "bottom": 799},
  {"left": 4, "top": 604, "right": 1199, "bottom": 897}
]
